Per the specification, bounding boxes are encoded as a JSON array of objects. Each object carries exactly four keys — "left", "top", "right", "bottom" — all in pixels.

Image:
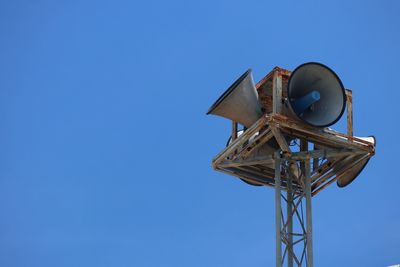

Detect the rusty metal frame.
[
  {"left": 212, "top": 113, "right": 374, "bottom": 195},
  {"left": 210, "top": 66, "right": 375, "bottom": 267}
]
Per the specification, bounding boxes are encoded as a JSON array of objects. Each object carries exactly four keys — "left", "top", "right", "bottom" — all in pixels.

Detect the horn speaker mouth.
[
  {"left": 207, "top": 69, "right": 252, "bottom": 115},
  {"left": 287, "top": 62, "right": 346, "bottom": 128},
  {"left": 336, "top": 136, "right": 376, "bottom": 188}
]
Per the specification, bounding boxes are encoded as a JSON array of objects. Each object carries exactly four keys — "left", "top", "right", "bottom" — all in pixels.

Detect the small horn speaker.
[
  {"left": 207, "top": 69, "right": 262, "bottom": 128},
  {"left": 336, "top": 136, "right": 376, "bottom": 188},
  {"left": 287, "top": 62, "right": 346, "bottom": 127}
]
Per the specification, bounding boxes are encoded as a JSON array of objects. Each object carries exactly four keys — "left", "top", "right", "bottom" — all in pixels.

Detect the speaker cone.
[
  {"left": 287, "top": 62, "right": 346, "bottom": 127},
  {"left": 207, "top": 69, "right": 262, "bottom": 128}
]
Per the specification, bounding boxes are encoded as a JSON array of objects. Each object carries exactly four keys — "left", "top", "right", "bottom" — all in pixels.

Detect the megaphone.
[
  {"left": 207, "top": 70, "right": 279, "bottom": 186},
  {"left": 207, "top": 69, "right": 262, "bottom": 128},
  {"left": 336, "top": 136, "right": 376, "bottom": 187},
  {"left": 287, "top": 62, "right": 346, "bottom": 127}
]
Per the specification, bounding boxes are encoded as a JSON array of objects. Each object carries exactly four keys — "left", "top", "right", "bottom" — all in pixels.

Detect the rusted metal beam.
[
  {"left": 302, "top": 140, "right": 313, "bottom": 267},
  {"left": 323, "top": 127, "right": 374, "bottom": 149},
  {"left": 234, "top": 128, "right": 273, "bottom": 160},
  {"left": 270, "top": 114, "right": 372, "bottom": 152},
  {"left": 283, "top": 148, "right": 364, "bottom": 161},
  {"left": 274, "top": 151, "right": 282, "bottom": 267},
  {"left": 256, "top": 66, "right": 291, "bottom": 90},
  {"left": 286, "top": 167, "right": 294, "bottom": 267},
  {"left": 212, "top": 115, "right": 269, "bottom": 168},
  {"left": 311, "top": 156, "right": 350, "bottom": 191},
  {"left": 235, "top": 166, "right": 275, "bottom": 181},
  {"left": 311, "top": 160, "right": 333, "bottom": 182},
  {"left": 217, "top": 167, "right": 275, "bottom": 187},
  {"left": 273, "top": 70, "right": 283, "bottom": 114},
  {"left": 240, "top": 130, "right": 274, "bottom": 159},
  {"left": 218, "top": 154, "right": 274, "bottom": 168},
  {"left": 346, "top": 89, "right": 353, "bottom": 139},
  {"left": 271, "top": 125, "right": 291, "bottom": 154},
  {"left": 231, "top": 121, "right": 238, "bottom": 142},
  {"left": 312, "top": 154, "right": 370, "bottom": 196}
]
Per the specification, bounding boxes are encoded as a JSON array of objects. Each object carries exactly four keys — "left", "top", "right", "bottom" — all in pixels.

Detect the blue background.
[{"left": 0, "top": 0, "right": 399, "bottom": 266}]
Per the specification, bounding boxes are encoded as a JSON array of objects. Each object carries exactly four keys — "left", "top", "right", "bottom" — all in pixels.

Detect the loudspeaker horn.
[
  {"left": 207, "top": 69, "right": 262, "bottom": 128},
  {"left": 336, "top": 136, "right": 376, "bottom": 188},
  {"left": 287, "top": 62, "right": 346, "bottom": 127}
]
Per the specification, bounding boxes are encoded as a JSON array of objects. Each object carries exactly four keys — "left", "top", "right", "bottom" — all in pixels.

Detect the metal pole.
[
  {"left": 274, "top": 151, "right": 282, "bottom": 267},
  {"left": 346, "top": 90, "right": 353, "bottom": 139},
  {"left": 287, "top": 168, "right": 293, "bottom": 267},
  {"left": 313, "top": 144, "right": 319, "bottom": 171},
  {"left": 232, "top": 121, "right": 238, "bottom": 141},
  {"left": 305, "top": 156, "right": 313, "bottom": 267},
  {"left": 272, "top": 70, "right": 282, "bottom": 114}
]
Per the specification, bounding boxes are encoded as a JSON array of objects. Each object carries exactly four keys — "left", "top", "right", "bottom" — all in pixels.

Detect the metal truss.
[
  {"left": 210, "top": 67, "right": 375, "bottom": 267},
  {"left": 211, "top": 115, "right": 374, "bottom": 267},
  {"left": 275, "top": 153, "right": 313, "bottom": 267}
]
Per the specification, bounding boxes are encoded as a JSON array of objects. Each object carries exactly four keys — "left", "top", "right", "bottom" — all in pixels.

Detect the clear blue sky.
[{"left": 0, "top": 0, "right": 399, "bottom": 266}]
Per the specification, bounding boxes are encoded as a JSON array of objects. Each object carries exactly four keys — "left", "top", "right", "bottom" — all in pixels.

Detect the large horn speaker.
[
  {"left": 287, "top": 62, "right": 346, "bottom": 127},
  {"left": 207, "top": 69, "right": 262, "bottom": 128},
  {"left": 336, "top": 136, "right": 376, "bottom": 188}
]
